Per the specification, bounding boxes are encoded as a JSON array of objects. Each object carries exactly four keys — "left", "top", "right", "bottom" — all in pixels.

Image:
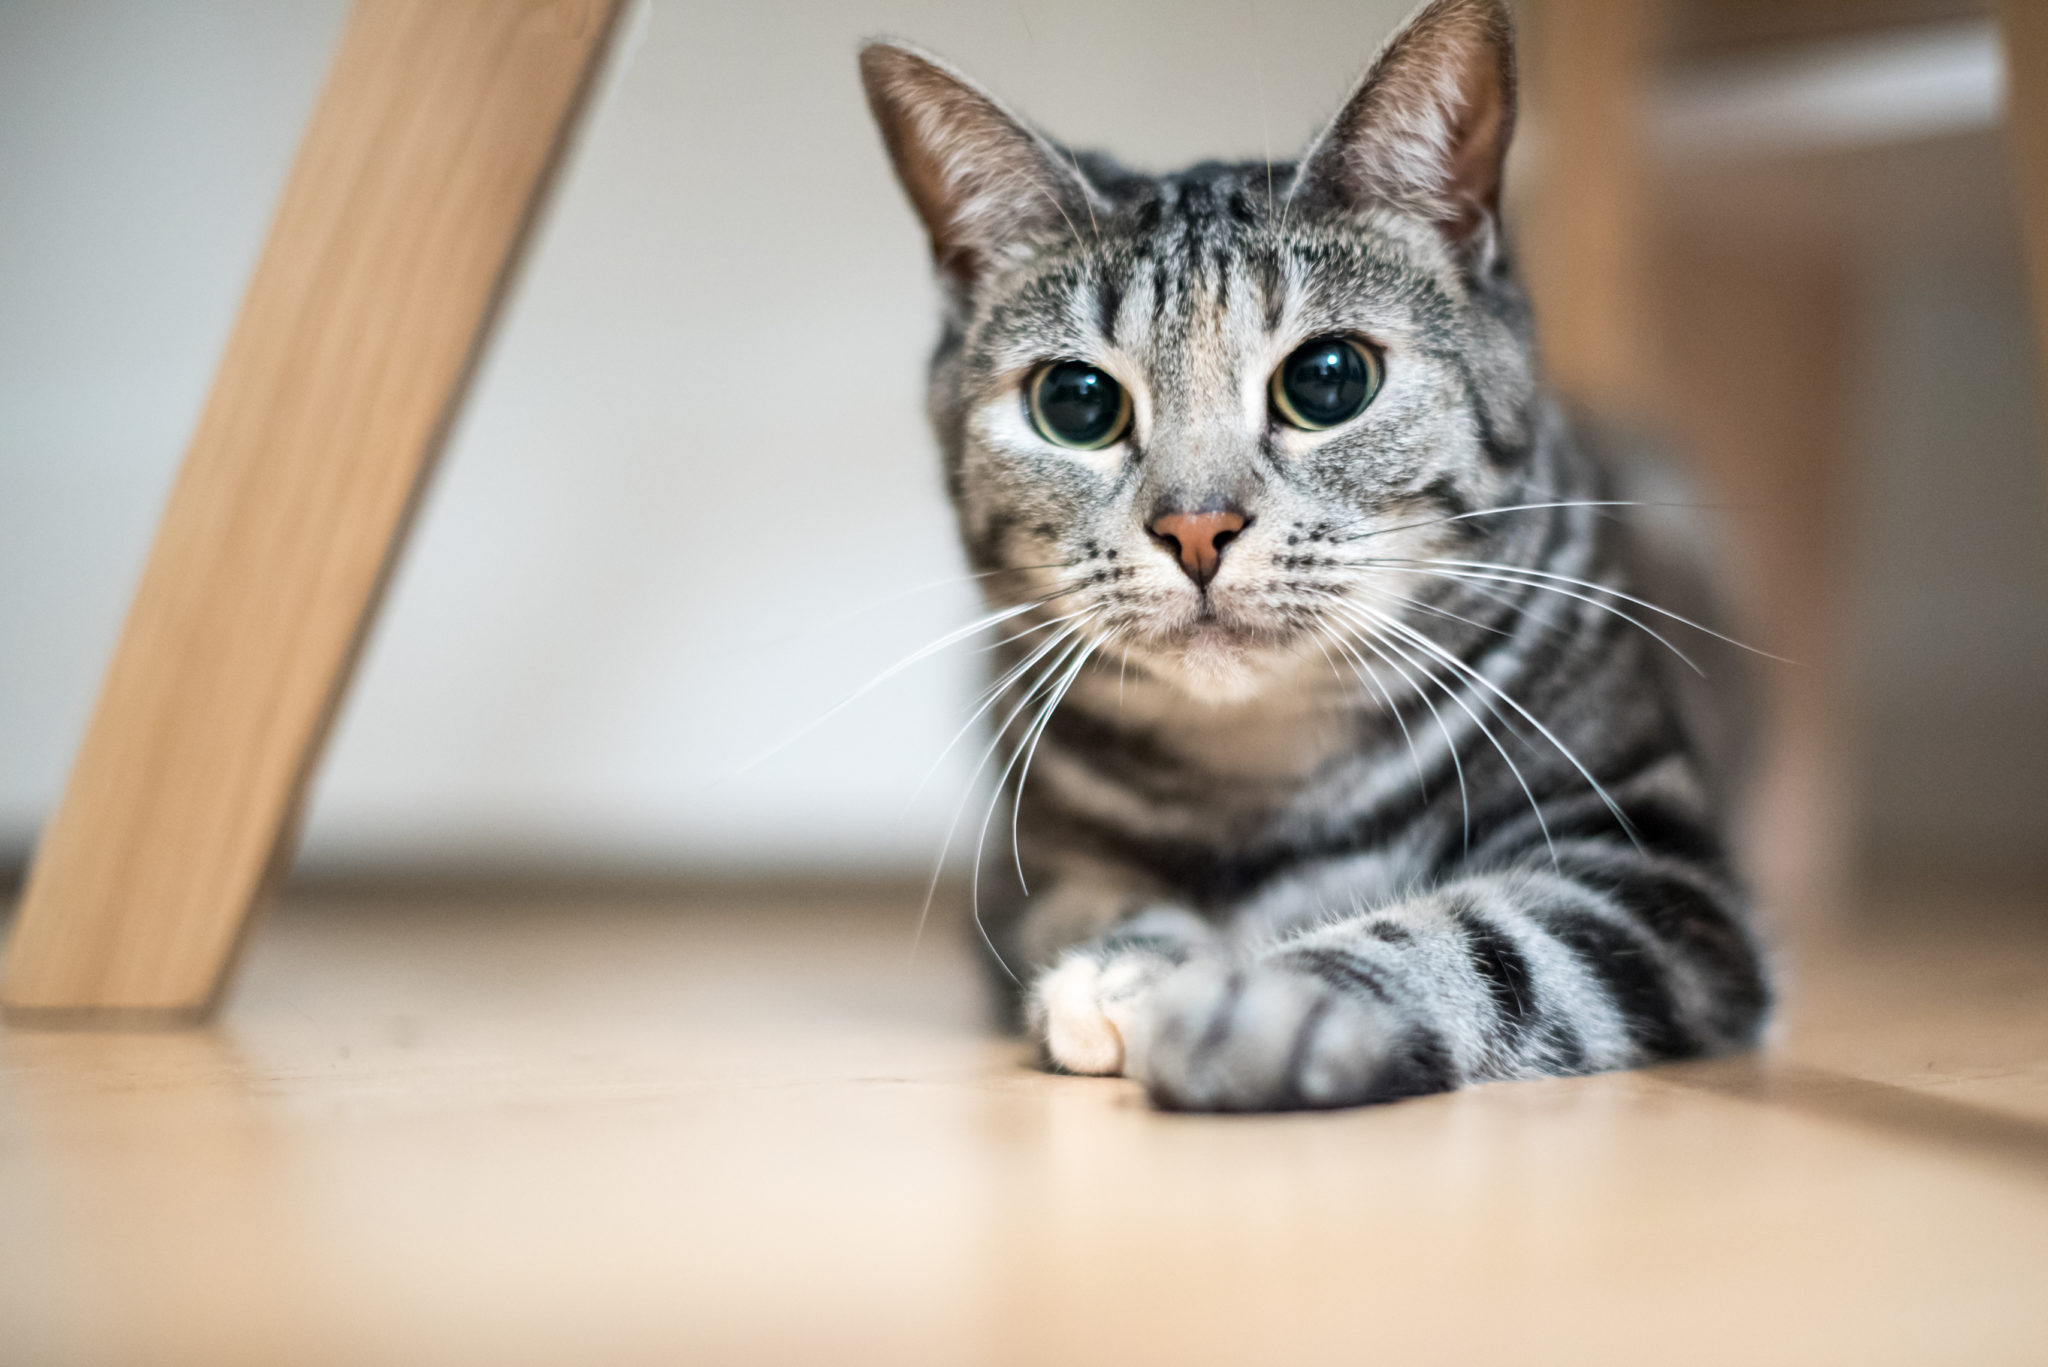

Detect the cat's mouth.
[
  {"left": 1160, "top": 581, "right": 1272, "bottom": 638},
  {"left": 1133, "top": 577, "right": 1290, "bottom": 644},
  {"left": 1120, "top": 596, "right": 1306, "bottom": 702},
  {"left": 1160, "top": 622, "right": 1279, "bottom": 701}
]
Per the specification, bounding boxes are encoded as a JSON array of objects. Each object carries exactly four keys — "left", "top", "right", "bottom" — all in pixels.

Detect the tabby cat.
[{"left": 858, "top": 0, "right": 1770, "bottom": 1111}]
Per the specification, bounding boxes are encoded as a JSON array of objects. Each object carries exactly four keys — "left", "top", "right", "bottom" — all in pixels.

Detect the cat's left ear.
[
  {"left": 860, "top": 41, "right": 1103, "bottom": 291},
  {"left": 1289, "top": 0, "right": 1515, "bottom": 260}
]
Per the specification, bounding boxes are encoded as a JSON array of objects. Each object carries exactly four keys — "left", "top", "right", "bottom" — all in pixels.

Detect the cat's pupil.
[
  {"left": 1030, "top": 362, "right": 1127, "bottom": 449},
  {"left": 1274, "top": 337, "right": 1377, "bottom": 430}
]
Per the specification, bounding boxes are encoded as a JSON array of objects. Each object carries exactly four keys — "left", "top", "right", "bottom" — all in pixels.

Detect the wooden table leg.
[
  {"left": 1518, "top": 0, "right": 1656, "bottom": 418},
  {"left": 1520, "top": 0, "right": 1863, "bottom": 914},
  {"left": 1996, "top": 0, "right": 2048, "bottom": 458},
  {"left": 2, "top": 0, "right": 625, "bottom": 1025}
]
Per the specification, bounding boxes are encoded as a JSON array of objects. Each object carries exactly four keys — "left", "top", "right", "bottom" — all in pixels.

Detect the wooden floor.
[{"left": 2, "top": 883, "right": 2046, "bottom": 1366}]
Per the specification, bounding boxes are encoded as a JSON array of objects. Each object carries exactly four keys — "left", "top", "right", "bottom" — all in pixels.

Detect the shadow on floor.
[{"left": 1663, "top": 1056, "right": 2048, "bottom": 1176}]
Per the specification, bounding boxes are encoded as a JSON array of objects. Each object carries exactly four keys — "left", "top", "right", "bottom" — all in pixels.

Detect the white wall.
[{"left": 0, "top": 0, "right": 1414, "bottom": 875}]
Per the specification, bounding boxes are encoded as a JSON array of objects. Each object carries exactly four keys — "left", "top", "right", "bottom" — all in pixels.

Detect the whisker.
[
  {"left": 738, "top": 595, "right": 1064, "bottom": 773},
  {"left": 1334, "top": 605, "right": 1552, "bottom": 863},
  {"left": 1329, "top": 599, "right": 1531, "bottom": 746},
  {"left": 1333, "top": 499, "right": 1651, "bottom": 545},
  {"left": 1391, "top": 565, "right": 1708, "bottom": 677},
  {"left": 1021, "top": 166, "right": 1088, "bottom": 255},
  {"left": 905, "top": 613, "right": 1099, "bottom": 808},
  {"left": 976, "top": 603, "right": 1110, "bottom": 656},
  {"left": 1361, "top": 605, "right": 1642, "bottom": 852},
  {"left": 912, "top": 626, "right": 1097, "bottom": 978},
  {"left": 1328, "top": 609, "right": 1471, "bottom": 852},
  {"left": 1008, "top": 628, "right": 1116, "bottom": 890},
  {"left": 1247, "top": 0, "right": 1277, "bottom": 216},
  {"left": 1381, "top": 556, "right": 1788, "bottom": 661},
  {"left": 1314, "top": 621, "right": 1428, "bottom": 797},
  {"left": 1347, "top": 579, "right": 1514, "bottom": 640},
  {"left": 771, "top": 560, "right": 1083, "bottom": 648},
  {"left": 1062, "top": 145, "right": 1101, "bottom": 238},
  {"left": 970, "top": 634, "right": 1100, "bottom": 915},
  {"left": 1303, "top": 629, "right": 1359, "bottom": 705}
]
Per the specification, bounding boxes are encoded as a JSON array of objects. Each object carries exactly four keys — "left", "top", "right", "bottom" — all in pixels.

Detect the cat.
[{"left": 858, "top": 0, "right": 1769, "bottom": 1112}]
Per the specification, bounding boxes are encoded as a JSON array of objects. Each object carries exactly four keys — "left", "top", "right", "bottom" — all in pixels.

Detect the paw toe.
[
  {"left": 1035, "top": 957, "right": 1125, "bottom": 1075},
  {"left": 1131, "top": 961, "right": 1394, "bottom": 1112}
]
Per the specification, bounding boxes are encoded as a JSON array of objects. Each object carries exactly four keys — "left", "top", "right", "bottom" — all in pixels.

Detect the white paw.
[{"left": 1031, "top": 953, "right": 1166, "bottom": 1076}]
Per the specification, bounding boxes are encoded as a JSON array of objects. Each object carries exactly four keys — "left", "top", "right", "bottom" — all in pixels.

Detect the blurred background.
[{"left": 2, "top": 0, "right": 2044, "bottom": 916}]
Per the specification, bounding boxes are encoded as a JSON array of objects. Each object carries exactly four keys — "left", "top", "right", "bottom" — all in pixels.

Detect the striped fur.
[{"left": 861, "top": 0, "right": 1769, "bottom": 1111}]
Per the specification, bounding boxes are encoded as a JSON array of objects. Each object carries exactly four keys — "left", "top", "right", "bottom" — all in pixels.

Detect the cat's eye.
[
  {"left": 1027, "top": 361, "right": 1132, "bottom": 451},
  {"left": 1270, "top": 336, "right": 1382, "bottom": 431}
]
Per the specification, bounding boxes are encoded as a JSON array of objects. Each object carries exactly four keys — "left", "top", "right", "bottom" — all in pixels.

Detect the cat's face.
[{"left": 865, "top": 0, "right": 1534, "bottom": 704}]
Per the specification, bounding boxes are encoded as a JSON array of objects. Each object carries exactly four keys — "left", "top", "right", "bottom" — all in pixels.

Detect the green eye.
[
  {"left": 1027, "top": 361, "right": 1132, "bottom": 450},
  {"left": 1270, "top": 336, "right": 1382, "bottom": 431}
]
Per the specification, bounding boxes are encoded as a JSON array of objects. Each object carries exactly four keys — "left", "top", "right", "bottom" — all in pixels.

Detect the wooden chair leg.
[
  {"left": 1649, "top": 235, "right": 1859, "bottom": 915},
  {"left": 1517, "top": 0, "right": 1656, "bottom": 417},
  {"left": 1, "top": 0, "right": 625, "bottom": 1025},
  {"left": 1520, "top": 0, "right": 1861, "bottom": 912},
  {"left": 1996, "top": 0, "right": 2048, "bottom": 445}
]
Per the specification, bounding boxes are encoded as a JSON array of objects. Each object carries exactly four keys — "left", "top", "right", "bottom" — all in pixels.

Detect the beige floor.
[{"left": 2, "top": 883, "right": 2046, "bottom": 1367}]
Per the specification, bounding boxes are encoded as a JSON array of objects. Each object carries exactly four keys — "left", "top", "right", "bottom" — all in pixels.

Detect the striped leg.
[{"left": 1126, "top": 853, "right": 1768, "bottom": 1112}]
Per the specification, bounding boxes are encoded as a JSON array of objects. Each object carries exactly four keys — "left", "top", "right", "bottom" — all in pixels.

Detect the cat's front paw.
[
  {"left": 1028, "top": 950, "right": 1178, "bottom": 1076},
  {"left": 1126, "top": 959, "right": 1449, "bottom": 1112}
]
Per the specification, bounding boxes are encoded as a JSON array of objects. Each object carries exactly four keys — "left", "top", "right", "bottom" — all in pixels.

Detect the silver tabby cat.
[{"left": 859, "top": 0, "right": 1769, "bottom": 1111}]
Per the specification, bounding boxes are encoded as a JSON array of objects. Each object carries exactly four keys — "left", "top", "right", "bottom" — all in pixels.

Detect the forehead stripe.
[
  {"left": 1094, "top": 273, "right": 1123, "bottom": 346},
  {"left": 1258, "top": 248, "right": 1285, "bottom": 333}
]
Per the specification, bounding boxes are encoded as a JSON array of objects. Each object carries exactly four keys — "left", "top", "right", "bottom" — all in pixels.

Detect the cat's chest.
[
  {"left": 1037, "top": 678, "right": 1410, "bottom": 845},
  {"left": 1073, "top": 674, "right": 1342, "bottom": 783}
]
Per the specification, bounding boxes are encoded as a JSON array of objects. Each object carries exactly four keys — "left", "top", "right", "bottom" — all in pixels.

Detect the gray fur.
[{"left": 861, "top": 0, "right": 1768, "bottom": 1111}]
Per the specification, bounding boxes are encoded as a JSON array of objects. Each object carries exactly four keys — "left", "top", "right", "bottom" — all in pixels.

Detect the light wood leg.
[
  {"left": 1518, "top": 0, "right": 1656, "bottom": 417},
  {"left": 1520, "top": 0, "right": 1860, "bottom": 914},
  {"left": 1650, "top": 235, "right": 1858, "bottom": 917},
  {"left": 1996, "top": 0, "right": 2048, "bottom": 449},
  {"left": 1, "top": 0, "right": 625, "bottom": 1024}
]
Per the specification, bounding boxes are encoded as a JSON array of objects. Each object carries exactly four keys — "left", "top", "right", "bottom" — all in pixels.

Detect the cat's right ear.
[
  {"left": 1288, "top": 0, "right": 1515, "bottom": 260},
  {"left": 859, "top": 42, "right": 1100, "bottom": 290}
]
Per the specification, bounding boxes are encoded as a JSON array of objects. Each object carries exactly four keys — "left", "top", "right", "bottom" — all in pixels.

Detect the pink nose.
[{"left": 1148, "top": 510, "right": 1247, "bottom": 587}]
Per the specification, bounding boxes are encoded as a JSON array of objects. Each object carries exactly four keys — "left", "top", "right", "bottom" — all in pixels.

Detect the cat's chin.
[{"left": 1159, "top": 627, "right": 1289, "bottom": 705}]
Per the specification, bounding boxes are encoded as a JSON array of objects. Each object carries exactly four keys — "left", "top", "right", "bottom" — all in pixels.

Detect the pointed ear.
[
  {"left": 1288, "top": 0, "right": 1516, "bottom": 256},
  {"left": 859, "top": 41, "right": 1100, "bottom": 289}
]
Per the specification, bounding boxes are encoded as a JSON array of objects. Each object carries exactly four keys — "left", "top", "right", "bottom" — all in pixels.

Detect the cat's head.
[{"left": 861, "top": 0, "right": 1540, "bottom": 705}]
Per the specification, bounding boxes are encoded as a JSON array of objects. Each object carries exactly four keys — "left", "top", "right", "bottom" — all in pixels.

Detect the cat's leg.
[
  {"left": 1125, "top": 851, "right": 1768, "bottom": 1111},
  {"left": 1001, "top": 858, "right": 1219, "bottom": 1074},
  {"left": 1027, "top": 903, "right": 1217, "bottom": 1075}
]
